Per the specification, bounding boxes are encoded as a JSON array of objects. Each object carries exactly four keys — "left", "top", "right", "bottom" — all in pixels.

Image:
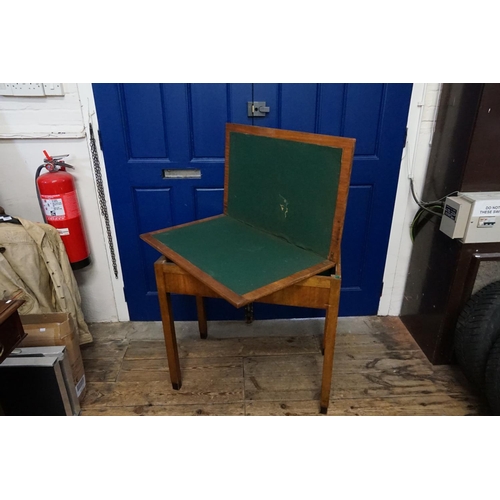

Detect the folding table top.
[{"left": 141, "top": 124, "right": 355, "bottom": 308}]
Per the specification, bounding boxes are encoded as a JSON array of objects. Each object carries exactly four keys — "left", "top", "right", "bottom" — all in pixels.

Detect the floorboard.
[{"left": 79, "top": 317, "right": 487, "bottom": 416}]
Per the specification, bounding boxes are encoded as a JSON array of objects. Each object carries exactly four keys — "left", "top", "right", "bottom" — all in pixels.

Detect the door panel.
[
  {"left": 342, "top": 84, "right": 384, "bottom": 155},
  {"left": 123, "top": 84, "right": 167, "bottom": 159},
  {"left": 190, "top": 85, "right": 228, "bottom": 157},
  {"left": 194, "top": 188, "right": 224, "bottom": 219},
  {"left": 93, "top": 83, "right": 412, "bottom": 320},
  {"left": 341, "top": 185, "right": 372, "bottom": 288}
]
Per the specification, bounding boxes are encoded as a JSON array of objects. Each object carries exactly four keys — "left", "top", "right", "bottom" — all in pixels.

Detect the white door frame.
[
  {"left": 378, "top": 83, "right": 442, "bottom": 316},
  {"left": 77, "top": 83, "right": 129, "bottom": 321}
]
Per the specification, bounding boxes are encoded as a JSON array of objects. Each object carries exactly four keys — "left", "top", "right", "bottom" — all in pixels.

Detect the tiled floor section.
[{"left": 80, "top": 316, "right": 489, "bottom": 416}]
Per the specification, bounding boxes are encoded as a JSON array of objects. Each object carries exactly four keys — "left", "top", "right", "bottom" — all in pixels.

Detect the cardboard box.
[{"left": 19, "top": 313, "right": 86, "bottom": 402}]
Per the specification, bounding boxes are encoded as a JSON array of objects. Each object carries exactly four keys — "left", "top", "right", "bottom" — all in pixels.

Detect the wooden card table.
[{"left": 141, "top": 124, "right": 355, "bottom": 413}]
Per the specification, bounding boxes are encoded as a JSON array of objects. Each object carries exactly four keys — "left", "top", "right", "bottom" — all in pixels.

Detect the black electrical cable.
[
  {"left": 428, "top": 190, "right": 459, "bottom": 205},
  {"left": 35, "top": 164, "right": 47, "bottom": 223},
  {"left": 408, "top": 178, "right": 456, "bottom": 241},
  {"left": 409, "top": 179, "right": 443, "bottom": 216},
  {"left": 410, "top": 203, "right": 444, "bottom": 241}
]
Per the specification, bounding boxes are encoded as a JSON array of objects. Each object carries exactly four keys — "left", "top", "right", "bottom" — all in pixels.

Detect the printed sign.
[
  {"left": 445, "top": 205, "right": 457, "bottom": 221},
  {"left": 42, "top": 197, "right": 65, "bottom": 217},
  {"left": 41, "top": 191, "right": 80, "bottom": 221},
  {"left": 76, "top": 374, "right": 86, "bottom": 398},
  {"left": 473, "top": 200, "right": 500, "bottom": 217}
]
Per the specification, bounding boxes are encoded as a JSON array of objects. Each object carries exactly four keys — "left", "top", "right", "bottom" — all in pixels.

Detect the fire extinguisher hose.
[{"left": 35, "top": 164, "right": 47, "bottom": 223}]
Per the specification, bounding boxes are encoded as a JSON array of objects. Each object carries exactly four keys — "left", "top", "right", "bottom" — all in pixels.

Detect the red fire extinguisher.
[{"left": 36, "top": 150, "right": 91, "bottom": 270}]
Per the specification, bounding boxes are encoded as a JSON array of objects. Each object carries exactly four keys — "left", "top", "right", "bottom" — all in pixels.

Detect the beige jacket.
[{"left": 0, "top": 218, "right": 92, "bottom": 344}]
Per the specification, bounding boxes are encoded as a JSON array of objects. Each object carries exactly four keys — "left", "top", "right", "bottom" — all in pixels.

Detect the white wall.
[
  {"left": 378, "top": 83, "right": 442, "bottom": 315},
  {"left": 0, "top": 83, "right": 128, "bottom": 322},
  {"left": 0, "top": 84, "right": 85, "bottom": 138}
]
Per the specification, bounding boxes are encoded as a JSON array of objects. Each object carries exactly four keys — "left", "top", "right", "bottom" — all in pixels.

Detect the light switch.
[{"left": 43, "top": 83, "right": 64, "bottom": 96}]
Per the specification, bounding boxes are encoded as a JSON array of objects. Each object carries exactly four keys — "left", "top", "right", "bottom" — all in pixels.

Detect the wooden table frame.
[
  {"left": 154, "top": 257, "right": 342, "bottom": 413},
  {"left": 145, "top": 125, "right": 355, "bottom": 414}
]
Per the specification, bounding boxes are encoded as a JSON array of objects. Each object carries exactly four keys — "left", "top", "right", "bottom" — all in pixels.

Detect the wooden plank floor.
[{"left": 80, "top": 316, "right": 489, "bottom": 416}]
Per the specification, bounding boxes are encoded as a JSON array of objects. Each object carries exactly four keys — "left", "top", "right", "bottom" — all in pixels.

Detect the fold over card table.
[{"left": 141, "top": 124, "right": 355, "bottom": 413}]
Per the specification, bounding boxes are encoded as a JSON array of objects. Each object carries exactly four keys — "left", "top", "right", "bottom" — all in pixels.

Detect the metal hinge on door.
[{"left": 247, "top": 101, "right": 270, "bottom": 117}]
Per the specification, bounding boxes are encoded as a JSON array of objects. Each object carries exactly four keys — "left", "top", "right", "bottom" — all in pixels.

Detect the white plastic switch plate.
[
  {"left": 0, "top": 83, "right": 14, "bottom": 95},
  {"left": 0, "top": 83, "right": 64, "bottom": 97},
  {"left": 10, "top": 83, "right": 45, "bottom": 96},
  {"left": 43, "top": 83, "right": 64, "bottom": 96}
]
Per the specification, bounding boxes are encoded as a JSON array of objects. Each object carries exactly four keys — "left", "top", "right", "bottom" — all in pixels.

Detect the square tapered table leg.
[{"left": 155, "top": 260, "right": 182, "bottom": 390}]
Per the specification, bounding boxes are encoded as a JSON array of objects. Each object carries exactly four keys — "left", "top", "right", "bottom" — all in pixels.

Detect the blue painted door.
[{"left": 93, "top": 84, "right": 412, "bottom": 320}]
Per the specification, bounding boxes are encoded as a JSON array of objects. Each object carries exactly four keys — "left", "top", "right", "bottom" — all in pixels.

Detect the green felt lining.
[
  {"left": 226, "top": 132, "right": 342, "bottom": 258},
  {"left": 152, "top": 217, "right": 329, "bottom": 296}
]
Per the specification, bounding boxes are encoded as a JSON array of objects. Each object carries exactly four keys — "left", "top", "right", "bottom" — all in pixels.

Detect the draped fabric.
[{"left": 0, "top": 218, "right": 92, "bottom": 345}]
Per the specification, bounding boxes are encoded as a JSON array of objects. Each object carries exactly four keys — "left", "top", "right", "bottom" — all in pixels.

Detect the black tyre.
[
  {"left": 454, "top": 280, "right": 500, "bottom": 389},
  {"left": 485, "top": 336, "right": 500, "bottom": 415}
]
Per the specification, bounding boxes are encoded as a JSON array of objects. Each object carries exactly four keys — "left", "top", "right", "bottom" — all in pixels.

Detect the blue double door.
[{"left": 93, "top": 84, "right": 412, "bottom": 321}]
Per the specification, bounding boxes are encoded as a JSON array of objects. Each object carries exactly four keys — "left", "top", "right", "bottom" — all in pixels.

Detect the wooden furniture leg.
[
  {"left": 320, "top": 276, "right": 341, "bottom": 414},
  {"left": 322, "top": 263, "right": 341, "bottom": 356},
  {"left": 156, "top": 259, "right": 343, "bottom": 413},
  {"left": 196, "top": 296, "right": 208, "bottom": 339},
  {"left": 155, "top": 260, "right": 182, "bottom": 390}
]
